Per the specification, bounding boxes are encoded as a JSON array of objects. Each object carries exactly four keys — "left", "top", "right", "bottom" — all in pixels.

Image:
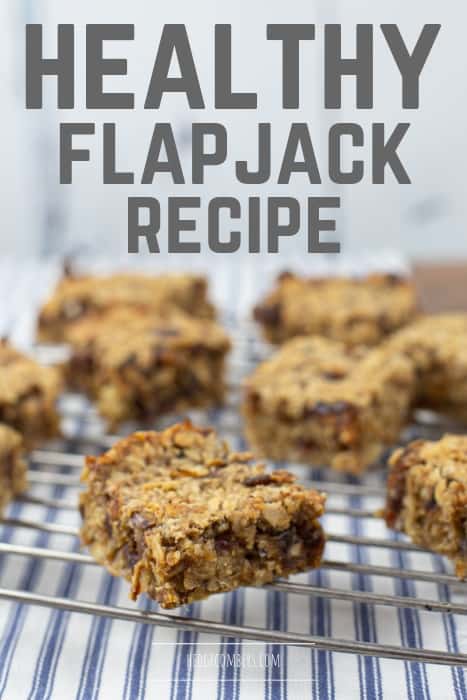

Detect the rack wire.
[{"left": 1, "top": 329, "right": 466, "bottom": 669}]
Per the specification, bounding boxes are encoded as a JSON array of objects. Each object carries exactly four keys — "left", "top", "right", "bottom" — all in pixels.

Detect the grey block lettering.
[
  {"left": 168, "top": 197, "right": 201, "bottom": 252},
  {"left": 86, "top": 25, "right": 134, "bottom": 109},
  {"left": 236, "top": 124, "right": 271, "bottom": 184},
  {"left": 26, "top": 24, "right": 74, "bottom": 108},
  {"left": 372, "top": 123, "right": 411, "bottom": 184},
  {"left": 325, "top": 24, "right": 373, "bottom": 109},
  {"left": 192, "top": 124, "right": 227, "bottom": 184},
  {"left": 145, "top": 25, "right": 204, "bottom": 108},
  {"left": 60, "top": 123, "right": 94, "bottom": 183},
  {"left": 142, "top": 124, "right": 185, "bottom": 184},
  {"left": 103, "top": 123, "right": 134, "bottom": 184},
  {"left": 215, "top": 25, "right": 257, "bottom": 108},
  {"left": 208, "top": 198, "right": 241, "bottom": 252},
  {"left": 267, "top": 24, "right": 315, "bottom": 108},
  {"left": 329, "top": 123, "right": 364, "bottom": 184},
  {"left": 128, "top": 197, "right": 161, "bottom": 253},
  {"left": 381, "top": 24, "right": 441, "bottom": 109},
  {"left": 308, "top": 197, "right": 341, "bottom": 253},
  {"left": 268, "top": 197, "right": 300, "bottom": 252},
  {"left": 278, "top": 124, "right": 321, "bottom": 184},
  {"left": 248, "top": 197, "right": 261, "bottom": 253}
]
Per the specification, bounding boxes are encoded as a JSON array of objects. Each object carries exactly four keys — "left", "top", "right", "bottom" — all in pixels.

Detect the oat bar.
[
  {"left": 387, "top": 314, "right": 467, "bottom": 421},
  {"left": 80, "top": 422, "right": 326, "bottom": 608},
  {"left": 254, "top": 272, "right": 418, "bottom": 346},
  {"left": 38, "top": 272, "right": 216, "bottom": 342},
  {"left": 0, "top": 341, "right": 61, "bottom": 445},
  {"left": 384, "top": 435, "right": 467, "bottom": 579},
  {"left": 243, "top": 336, "right": 415, "bottom": 474},
  {"left": 0, "top": 424, "right": 27, "bottom": 514},
  {"left": 66, "top": 311, "right": 230, "bottom": 428}
]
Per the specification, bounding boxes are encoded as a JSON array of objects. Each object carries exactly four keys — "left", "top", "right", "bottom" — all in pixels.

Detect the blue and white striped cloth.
[{"left": 0, "top": 258, "right": 465, "bottom": 700}]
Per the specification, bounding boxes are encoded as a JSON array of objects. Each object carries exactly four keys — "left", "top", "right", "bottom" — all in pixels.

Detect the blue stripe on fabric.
[
  {"left": 0, "top": 490, "right": 68, "bottom": 696},
  {"left": 28, "top": 558, "right": 82, "bottom": 700},
  {"left": 309, "top": 569, "right": 334, "bottom": 700},
  {"left": 169, "top": 603, "right": 200, "bottom": 700},
  {"left": 0, "top": 501, "right": 44, "bottom": 696},
  {"left": 349, "top": 491, "right": 383, "bottom": 700},
  {"left": 76, "top": 574, "right": 120, "bottom": 700},
  {"left": 265, "top": 589, "right": 287, "bottom": 700},
  {"left": 176, "top": 605, "right": 200, "bottom": 700},
  {"left": 26, "top": 433, "right": 85, "bottom": 700},
  {"left": 169, "top": 629, "right": 184, "bottom": 699},
  {"left": 0, "top": 501, "right": 24, "bottom": 571},
  {"left": 216, "top": 590, "right": 245, "bottom": 700},
  {"left": 392, "top": 544, "right": 431, "bottom": 700},
  {"left": 325, "top": 571, "right": 336, "bottom": 700},
  {"left": 123, "top": 597, "right": 155, "bottom": 700},
  {"left": 433, "top": 556, "right": 466, "bottom": 700},
  {"left": 264, "top": 462, "right": 288, "bottom": 699}
]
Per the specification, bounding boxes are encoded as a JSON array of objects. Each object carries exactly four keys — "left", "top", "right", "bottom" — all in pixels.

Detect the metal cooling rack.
[{"left": 0, "top": 329, "right": 466, "bottom": 668}]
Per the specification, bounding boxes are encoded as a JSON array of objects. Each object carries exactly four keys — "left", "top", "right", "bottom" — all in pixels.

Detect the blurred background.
[{"left": 0, "top": 0, "right": 465, "bottom": 263}]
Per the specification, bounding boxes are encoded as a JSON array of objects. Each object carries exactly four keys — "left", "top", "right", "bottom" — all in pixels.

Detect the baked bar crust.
[
  {"left": 0, "top": 341, "right": 61, "bottom": 445},
  {"left": 387, "top": 314, "right": 467, "bottom": 420},
  {"left": 80, "top": 422, "right": 326, "bottom": 608},
  {"left": 37, "top": 272, "right": 216, "bottom": 342},
  {"left": 66, "top": 311, "right": 231, "bottom": 427},
  {"left": 243, "top": 336, "right": 415, "bottom": 474},
  {"left": 244, "top": 313, "right": 467, "bottom": 472},
  {"left": 254, "top": 272, "right": 418, "bottom": 346},
  {"left": 0, "top": 424, "right": 27, "bottom": 514},
  {"left": 384, "top": 435, "right": 467, "bottom": 579}
]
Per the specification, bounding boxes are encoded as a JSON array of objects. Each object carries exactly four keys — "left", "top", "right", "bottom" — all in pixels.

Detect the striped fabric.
[{"left": 0, "top": 258, "right": 465, "bottom": 700}]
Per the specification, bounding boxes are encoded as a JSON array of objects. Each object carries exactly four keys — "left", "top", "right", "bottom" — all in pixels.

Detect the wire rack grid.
[{"left": 0, "top": 324, "right": 466, "bottom": 670}]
